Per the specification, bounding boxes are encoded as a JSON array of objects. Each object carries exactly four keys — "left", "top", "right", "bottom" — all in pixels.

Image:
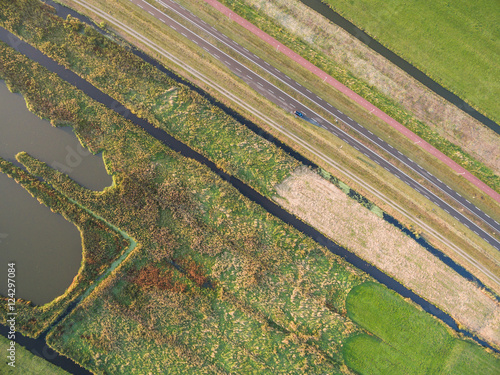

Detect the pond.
[{"left": 0, "top": 79, "right": 112, "bottom": 305}]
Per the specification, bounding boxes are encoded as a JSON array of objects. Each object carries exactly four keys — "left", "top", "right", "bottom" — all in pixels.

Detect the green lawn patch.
[{"left": 343, "top": 282, "right": 500, "bottom": 374}]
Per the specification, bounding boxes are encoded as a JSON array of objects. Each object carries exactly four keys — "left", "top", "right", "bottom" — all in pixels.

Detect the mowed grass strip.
[
  {"left": 322, "top": 0, "right": 500, "bottom": 123},
  {"left": 343, "top": 282, "right": 500, "bottom": 374}
]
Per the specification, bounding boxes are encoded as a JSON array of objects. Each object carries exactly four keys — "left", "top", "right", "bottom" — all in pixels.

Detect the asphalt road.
[{"left": 128, "top": 0, "right": 500, "bottom": 253}]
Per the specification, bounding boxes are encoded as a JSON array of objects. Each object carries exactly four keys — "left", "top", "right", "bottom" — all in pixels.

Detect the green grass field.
[
  {"left": 322, "top": 0, "right": 500, "bottom": 124},
  {"left": 343, "top": 282, "right": 500, "bottom": 374},
  {"left": 0, "top": 336, "right": 69, "bottom": 374}
]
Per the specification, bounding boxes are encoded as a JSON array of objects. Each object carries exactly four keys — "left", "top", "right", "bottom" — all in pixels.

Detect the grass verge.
[
  {"left": 48, "top": 0, "right": 500, "bottom": 292},
  {"left": 212, "top": 0, "right": 500, "bottom": 187}
]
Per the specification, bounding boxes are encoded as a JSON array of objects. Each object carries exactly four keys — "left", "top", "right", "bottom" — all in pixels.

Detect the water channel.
[{"left": 0, "top": 79, "right": 112, "bottom": 306}]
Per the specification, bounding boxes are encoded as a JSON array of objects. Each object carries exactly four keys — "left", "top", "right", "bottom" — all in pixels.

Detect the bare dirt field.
[{"left": 274, "top": 167, "right": 500, "bottom": 348}]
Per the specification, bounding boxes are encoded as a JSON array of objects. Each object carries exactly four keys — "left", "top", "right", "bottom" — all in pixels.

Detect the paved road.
[{"left": 129, "top": 0, "right": 500, "bottom": 252}]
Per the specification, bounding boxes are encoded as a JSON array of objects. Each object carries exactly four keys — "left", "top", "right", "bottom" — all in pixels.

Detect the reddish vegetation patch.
[
  {"left": 131, "top": 265, "right": 186, "bottom": 293},
  {"left": 175, "top": 258, "right": 210, "bottom": 288}
]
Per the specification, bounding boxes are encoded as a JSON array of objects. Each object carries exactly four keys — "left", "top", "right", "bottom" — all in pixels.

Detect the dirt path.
[{"left": 202, "top": 0, "right": 500, "bottom": 205}]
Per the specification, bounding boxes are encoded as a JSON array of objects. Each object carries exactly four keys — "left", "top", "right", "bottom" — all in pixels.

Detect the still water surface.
[{"left": 0, "top": 80, "right": 111, "bottom": 305}]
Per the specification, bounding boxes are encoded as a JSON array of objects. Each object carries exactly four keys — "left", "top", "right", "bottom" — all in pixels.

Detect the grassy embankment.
[
  {"left": 54, "top": 0, "right": 500, "bottom": 290},
  {"left": 0, "top": 336, "right": 69, "bottom": 374},
  {"left": 321, "top": 0, "right": 500, "bottom": 125},
  {"left": 218, "top": 0, "right": 500, "bottom": 177},
  {"left": 0, "top": 157, "right": 128, "bottom": 337},
  {"left": 197, "top": 0, "right": 500, "bottom": 198},
  {"left": 1, "top": 27, "right": 498, "bottom": 374}
]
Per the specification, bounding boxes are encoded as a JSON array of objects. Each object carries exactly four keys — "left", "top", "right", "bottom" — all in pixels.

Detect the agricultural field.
[
  {"left": 321, "top": 0, "right": 500, "bottom": 124},
  {"left": 344, "top": 283, "right": 500, "bottom": 375}
]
